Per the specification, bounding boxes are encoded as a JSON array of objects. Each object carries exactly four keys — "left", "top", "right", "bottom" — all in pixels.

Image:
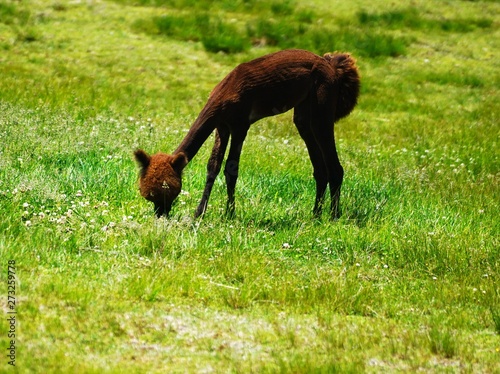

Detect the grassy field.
[{"left": 1, "top": 0, "right": 499, "bottom": 372}]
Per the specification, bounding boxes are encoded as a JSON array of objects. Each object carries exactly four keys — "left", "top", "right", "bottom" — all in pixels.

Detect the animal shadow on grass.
[
  {"left": 244, "top": 212, "right": 308, "bottom": 232},
  {"left": 342, "top": 184, "right": 390, "bottom": 227},
  {"left": 223, "top": 179, "right": 390, "bottom": 231}
]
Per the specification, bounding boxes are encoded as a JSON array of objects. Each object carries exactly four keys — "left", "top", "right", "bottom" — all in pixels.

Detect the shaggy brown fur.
[
  {"left": 134, "top": 150, "right": 187, "bottom": 216},
  {"left": 135, "top": 49, "right": 360, "bottom": 219}
]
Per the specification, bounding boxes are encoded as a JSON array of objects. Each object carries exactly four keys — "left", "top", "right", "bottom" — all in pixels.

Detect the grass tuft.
[
  {"left": 491, "top": 306, "right": 500, "bottom": 335},
  {"left": 201, "top": 19, "right": 251, "bottom": 54},
  {"left": 428, "top": 324, "right": 458, "bottom": 359},
  {"left": 0, "top": 0, "right": 31, "bottom": 26}
]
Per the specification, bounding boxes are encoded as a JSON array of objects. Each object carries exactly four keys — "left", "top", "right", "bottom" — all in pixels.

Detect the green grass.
[
  {"left": 129, "top": 0, "right": 412, "bottom": 56},
  {"left": 1, "top": 0, "right": 499, "bottom": 372},
  {"left": 357, "top": 7, "right": 493, "bottom": 32}
]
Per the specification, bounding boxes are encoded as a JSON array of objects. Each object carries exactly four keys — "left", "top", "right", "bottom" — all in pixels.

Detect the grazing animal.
[{"left": 135, "top": 49, "right": 360, "bottom": 219}]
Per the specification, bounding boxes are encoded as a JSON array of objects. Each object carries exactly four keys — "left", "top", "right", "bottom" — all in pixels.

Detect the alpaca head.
[{"left": 134, "top": 149, "right": 188, "bottom": 217}]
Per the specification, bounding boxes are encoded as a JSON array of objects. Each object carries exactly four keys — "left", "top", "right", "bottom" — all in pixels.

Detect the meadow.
[{"left": 0, "top": 0, "right": 499, "bottom": 372}]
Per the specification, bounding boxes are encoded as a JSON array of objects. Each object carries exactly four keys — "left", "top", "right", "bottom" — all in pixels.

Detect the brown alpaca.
[{"left": 135, "top": 49, "right": 360, "bottom": 219}]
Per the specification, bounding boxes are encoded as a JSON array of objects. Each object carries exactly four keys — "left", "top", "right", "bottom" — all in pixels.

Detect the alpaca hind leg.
[
  {"left": 328, "top": 153, "right": 344, "bottom": 219},
  {"left": 195, "top": 127, "right": 230, "bottom": 217},
  {"left": 224, "top": 128, "right": 249, "bottom": 217},
  {"left": 294, "top": 103, "right": 328, "bottom": 217},
  {"left": 310, "top": 111, "right": 344, "bottom": 219}
]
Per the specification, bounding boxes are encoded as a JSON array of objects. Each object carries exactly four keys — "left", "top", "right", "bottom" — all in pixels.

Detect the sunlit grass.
[
  {"left": 133, "top": 6, "right": 411, "bottom": 56},
  {"left": 0, "top": 0, "right": 499, "bottom": 372}
]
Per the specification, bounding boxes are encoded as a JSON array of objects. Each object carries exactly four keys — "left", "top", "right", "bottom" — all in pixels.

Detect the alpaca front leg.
[{"left": 195, "top": 128, "right": 229, "bottom": 218}]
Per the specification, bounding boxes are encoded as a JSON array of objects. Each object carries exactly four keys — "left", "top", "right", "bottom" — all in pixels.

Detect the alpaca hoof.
[
  {"left": 331, "top": 210, "right": 341, "bottom": 221},
  {"left": 225, "top": 203, "right": 236, "bottom": 219}
]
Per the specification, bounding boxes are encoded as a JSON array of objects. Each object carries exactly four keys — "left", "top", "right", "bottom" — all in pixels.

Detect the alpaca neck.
[{"left": 173, "top": 104, "right": 219, "bottom": 161}]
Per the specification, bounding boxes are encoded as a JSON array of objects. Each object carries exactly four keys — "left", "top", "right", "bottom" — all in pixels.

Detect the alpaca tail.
[{"left": 323, "top": 52, "right": 360, "bottom": 121}]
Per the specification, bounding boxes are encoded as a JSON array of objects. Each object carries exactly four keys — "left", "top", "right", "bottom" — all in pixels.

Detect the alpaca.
[{"left": 135, "top": 49, "right": 360, "bottom": 219}]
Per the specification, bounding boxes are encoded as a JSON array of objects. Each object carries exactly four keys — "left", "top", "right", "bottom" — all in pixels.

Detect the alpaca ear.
[
  {"left": 134, "top": 149, "right": 151, "bottom": 171},
  {"left": 171, "top": 152, "right": 188, "bottom": 174}
]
